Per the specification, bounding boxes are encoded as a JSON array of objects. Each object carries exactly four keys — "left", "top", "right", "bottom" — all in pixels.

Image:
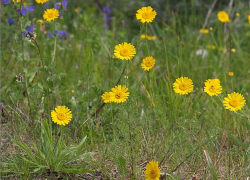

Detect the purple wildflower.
[
  {"left": 26, "top": 24, "right": 35, "bottom": 33},
  {"left": 103, "top": 6, "right": 111, "bottom": 29},
  {"left": 48, "top": 32, "right": 54, "bottom": 38},
  {"left": 17, "top": 6, "right": 28, "bottom": 16},
  {"left": 62, "top": 0, "right": 67, "bottom": 10},
  {"left": 59, "top": 13, "right": 63, "bottom": 18},
  {"left": 54, "top": 2, "right": 61, "bottom": 9},
  {"left": 2, "top": 0, "right": 9, "bottom": 5},
  {"left": 54, "top": 30, "right": 59, "bottom": 35},
  {"left": 44, "top": 2, "right": 49, "bottom": 9},
  {"left": 8, "top": 18, "right": 15, "bottom": 24},
  {"left": 58, "top": 30, "right": 68, "bottom": 39},
  {"left": 28, "top": 4, "right": 35, "bottom": 11}
]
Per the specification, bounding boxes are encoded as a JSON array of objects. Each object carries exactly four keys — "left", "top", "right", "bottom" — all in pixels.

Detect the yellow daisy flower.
[
  {"left": 144, "top": 161, "right": 161, "bottom": 180},
  {"left": 36, "top": 0, "right": 48, "bottom": 4},
  {"left": 173, "top": 77, "right": 194, "bottom": 95},
  {"left": 141, "top": 56, "right": 155, "bottom": 71},
  {"left": 101, "top": 92, "right": 113, "bottom": 103},
  {"left": 37, "top": 19, "right": 44, "bottom": 24},
  {"left": 204, "top": 79, "right": 222, "bottom": 96},
  {"left": 217, "top": 11, "right": 230, "bottom": 23},
  {"left": 110, "top": 85, "right": 129, "bottom": 103},
  {"left": 200, "top": 29, "right": 209, "bottom": 34},
  {"left": 223, "top": 92, "right": 246, "bottom": 112},
  {"left": 114, "top": 42, "right": 136, "bottom": 60},
  {"left": 136, "top": 6, "right": 157, "bottom": 23},
  {"left": 43, "top": 8, "right": 59, "bottom": 22},
  {"left": 141, "top": 34, "right": 147, "bottom": 39},
  {"left": 51, "top": 106, "right": 73, "bottom": 126},
  {"left": 228, "top": 72, "right": 234, "bottom": 77},
  {"left": 248, "top": 15, "right": 250, "bottom": 23}
]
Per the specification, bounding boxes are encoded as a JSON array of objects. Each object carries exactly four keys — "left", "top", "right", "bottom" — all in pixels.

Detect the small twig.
[{"left": 196, "top": 0, "right": 217, "bottom": 42}]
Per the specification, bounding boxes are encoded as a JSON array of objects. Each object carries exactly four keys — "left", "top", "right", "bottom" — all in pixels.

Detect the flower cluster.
[
  {"left": 101, "top": 85, "right": 130, "bottom": 104},
  {"left": 173, "top": 77, "right": 246, "bottom": 112},
  {"left": 141, "top": 34, "right": 156, "bottom": 40}
]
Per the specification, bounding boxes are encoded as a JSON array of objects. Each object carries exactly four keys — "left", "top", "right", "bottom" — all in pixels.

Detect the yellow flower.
[
  {"left": 71, "top": 90, "right": 75, "bottom": 93},
  {"left": 231, "top": 48, "right": 236, "bottom": 52},
  {"left": 36, "top": 0, "right": 48, "bottom": 4},
  {"left": 223, "top": 92, "right": 246, "bottom": 112},
  {"left": 43, "top": 8, "right": 59, "bottom": 22},
  {"left": 204, "top": 79, "right": 222, "bottom": 96},
  {"left": 173, "top": 77, "right": 194, "bottom": 95},
  {"left": 114, "top": 42, "right": 136, "bottom": 60},
  {"left": 101, "top": 92, "right": 113, "bottom": 103},
  {"left": 248, "top": 15, "right": 250, "bottom": 23},
  {"left": 151, "top": 36, "right": 156, "bottom": 40},
  {"left": 141, "top": 34, "right": 147, "bottom": 39},
  {"left": 51, "top": 106, "right": 73, "bottom": 126},
  {"left": 144, "top": 161, "right": 161, "bottom": 180},
  {"left": 136, "top": 6, "right": 157, "bottom": 23},
  {"left": 200, "top": 29, "right": 209, "bottom": 34},
  {"left": 147, "top": 36, "right": 152, "bottom": 40},
  {"left": 141, "top": 56, "right": 155, "bottom": 71},
  {"left": 217, "top": 11, "right": 230, "bottom": 23},
  {"left": 212, "top": 45, "right": 216, "bottom": 49},
  {"left": 12, "top": 0, "right": 21, "bottom": 3},
  {"left": 75, "top": 8, "right": 79, "bottom": 13},
  {"left": 228, "top": 72, "right": 234, "bottom": 76},
  {"left": 236, "top": 13, "right": 240, "bottom": 17},
  {"left": 37, "top": 19, "right": 44, "bottom": 24},
  {"left": 110, "top": 85, "right": 129, "bottom": 103}
]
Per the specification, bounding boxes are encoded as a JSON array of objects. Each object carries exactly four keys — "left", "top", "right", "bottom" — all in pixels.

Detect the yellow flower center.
[
  {"left": 115, "top": 92, "right": 122, "bottom": 99},
  {"left": 120, "top": 49, "right": 129, "bottom": 56},
  {"left": 57, "top": 112, "right": 66, "bottom": 120},
  {"left": 150, "top": 169, "right": 157, "bottom": 178},
  {"left": 48, "top": 12, "right": 55, "bottom": 18},
  {"left": 179, "top": 83, "right": 188, "bottom": 90},
  {"left": 142, "top": 12, "right": 150, "bottom": 19},
  {"left": 229, "top": 99, "right": 239, "bottom": 107},
  {"left": 209, "top": 86, "right": 217, "bottom": 93},
  {"left": 145, "top": 60, "right": 152, "bottom": 67}
]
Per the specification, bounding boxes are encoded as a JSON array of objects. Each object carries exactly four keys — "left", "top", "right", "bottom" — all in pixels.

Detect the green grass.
[{"left": 1, "top": 0, "right": 250, "bottom": 179}]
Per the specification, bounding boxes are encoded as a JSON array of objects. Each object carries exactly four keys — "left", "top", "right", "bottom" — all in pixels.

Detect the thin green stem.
[{"left": 20, "top": 18, "right": 31, "bottom": 123}]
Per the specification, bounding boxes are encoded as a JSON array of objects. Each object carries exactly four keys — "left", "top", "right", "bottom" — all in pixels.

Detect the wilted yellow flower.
[
  {"left": 136, "top": 6, "right": 157, "bottom": 23},
  {"left": 217, "top": 11, "right": 230, "bottom": 23},
  {"left": 228, "top": 72, "right": 234, "bottom": 76},
  {"left": 37, "top": 19, "right": 44, "bottom": 24},
  {"left": 75, "top": 8, "right": 79, "bottom": 13},
  {"left": 223, "top": 92, "right": 246, "bottom": 112},
  {"left": 200, "top": 29, "right": 209, "bottom": 34}
]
